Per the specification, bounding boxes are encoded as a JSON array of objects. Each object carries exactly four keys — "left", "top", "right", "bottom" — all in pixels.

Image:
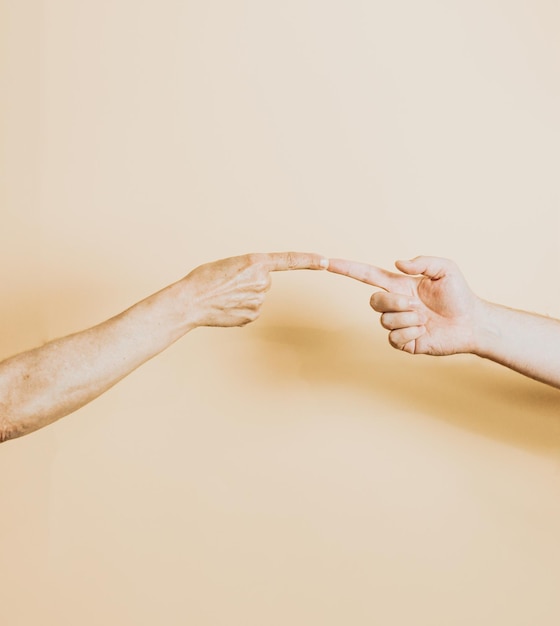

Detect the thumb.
[{"left": 395, "top": 256, "right": 454, "bottom": 280}]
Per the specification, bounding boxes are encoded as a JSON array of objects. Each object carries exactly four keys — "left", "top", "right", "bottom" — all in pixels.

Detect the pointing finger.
[
  {"left": 327, "top": 258, "right": 407, "bottom": 291},
  {"left": 257, "top": 251, "right": 329, "bottom": 272}
]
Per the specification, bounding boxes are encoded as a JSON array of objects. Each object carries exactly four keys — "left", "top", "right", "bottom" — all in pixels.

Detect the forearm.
[
  {"left": 473, "top": 300, "right": 560, "bottom": 389},
  {"left": 0, "top": 250, "right": 327, "bottom": 442},
  {"left": 0, "top": 277, "right": 196, "bottom": 442}
]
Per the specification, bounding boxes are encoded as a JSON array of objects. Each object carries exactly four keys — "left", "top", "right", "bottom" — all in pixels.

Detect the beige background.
[{"left": 1, "top": 1, "right": 560, "bottom": 624}]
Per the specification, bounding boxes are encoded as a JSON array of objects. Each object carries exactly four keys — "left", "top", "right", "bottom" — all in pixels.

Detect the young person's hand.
[
  {"left": 328, "top": 255, "right": 560, "bottom": 388},
  {"left": 328, "top": 256, "right": 480, "bottom": 354}
]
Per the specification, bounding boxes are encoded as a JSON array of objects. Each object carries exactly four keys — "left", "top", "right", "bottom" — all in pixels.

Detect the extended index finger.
[
  {"left": 327, "top": 258, "right": 407, "bottom": 292},
  {"left": 259, "top": 251, "right": 329, "bottom": 271}
]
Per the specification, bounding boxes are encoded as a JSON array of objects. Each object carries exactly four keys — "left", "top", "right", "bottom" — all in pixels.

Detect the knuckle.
[
  {"left": 247, "top": 299, "right": 263, "bottom": 311},
  {"left": 239, "top": 312, "right": 256, "bottom": 326},
  {"left": 286, "top": 252, "right": 298, "bottom": 269},
  {"left": 388, "top": 331, "right": 400, "bottom": 349},
  {"left": 0, "top": 414, "right": 19, "bottom": 443},
  {"left": 399, "top": 327, "right": 411, "bottom": 342},
  {"left": 255, "top": 275, "right": 270, "bottom": 291},
  {"left": 246, "top": 253, "right": 263, "bottom": 267},
  {"left": 397, "top": 295, "right": 410, "bottom": 310},
  {"left": 405, "top": 326, "right": 418, "bottom": 342},
  {"left": 370, "top": 292, "right": 384, "bottom": 310},
  {"left": 0, "top": 426, "right": 13, "bottom": 443},
  {"left": 380, "top": 312, "right": 392, "bottom": 329},
  {"left": 397, "top": 312, "right": 410, "bottom": 327},
  {"left": 406, "top": 312, "right": 415, "bottom": 325},
  {"left": 438, "top": 256, "right": 456, "bottom": 274}
]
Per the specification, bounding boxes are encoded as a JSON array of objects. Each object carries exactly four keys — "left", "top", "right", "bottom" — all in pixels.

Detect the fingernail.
[
  {"left": 320, "top": 258, "right": 330, "bottom": 269},
  {"left": 409, "top": 297, "right": 421, "bottom": 307}
]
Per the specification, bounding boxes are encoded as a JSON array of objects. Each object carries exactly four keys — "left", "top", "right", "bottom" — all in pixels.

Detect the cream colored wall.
[{"left": 1, "top": 1, "right": 560, "bottom": 624}]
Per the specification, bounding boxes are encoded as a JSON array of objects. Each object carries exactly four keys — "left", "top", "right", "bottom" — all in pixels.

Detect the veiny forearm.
[
  {"left": 473, "top": 300, "right": 560, "bottom": 389},
  {"left": 0, "top": 278, "right": 196, "bottom": 442},
  {"left": 0, "top": 250, "right": 327, "bottom": 442}
]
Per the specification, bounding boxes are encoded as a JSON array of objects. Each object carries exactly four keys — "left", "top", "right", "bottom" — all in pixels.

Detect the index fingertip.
[{"left": 265, "top": 251, "right": 330, "bottom": 271}]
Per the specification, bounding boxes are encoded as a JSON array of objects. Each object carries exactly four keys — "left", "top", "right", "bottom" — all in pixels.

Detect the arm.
[
  {"left": 327, "top": 255, "right": 560, "bottom": 389},
  {"left": 0, "top": 251, "right": 328, "bottom": 442},
  {"left": 473, "top": 300, "right": 560, "bottom": 388}
]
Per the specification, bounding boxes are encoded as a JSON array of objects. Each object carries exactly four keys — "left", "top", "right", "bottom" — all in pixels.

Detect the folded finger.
[
  {"left": 388, "top": 326, "right": 425, "bottom": 350},
  {"left": 380, "top": 311, "right": 424, "bottom": 330},
  {"left": 371, "top": 292, "right": 417, "bottom": 313}
]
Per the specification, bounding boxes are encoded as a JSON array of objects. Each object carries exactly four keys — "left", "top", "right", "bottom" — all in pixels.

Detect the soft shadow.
[{"left": 252, "top": 321, "right": 560, "bottom": 457}]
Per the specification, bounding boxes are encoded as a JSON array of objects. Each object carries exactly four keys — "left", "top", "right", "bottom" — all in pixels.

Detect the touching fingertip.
[{"left": 320, "top": 258, "right": 330, "bottom": 269}]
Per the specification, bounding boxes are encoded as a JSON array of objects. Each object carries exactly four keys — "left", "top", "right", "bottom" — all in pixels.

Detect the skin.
[
  {"left": 0, "top": 251, "right": 328, "bottom": 443},
  {"left": 328, "top": 255, "right": 560, "bottom": 389}
]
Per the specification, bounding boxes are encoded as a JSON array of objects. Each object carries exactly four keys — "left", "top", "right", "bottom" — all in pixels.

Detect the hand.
[
  {"left": 328, "top": 256, "right": 482, "bottom": 355},
  {"left": 184, "top": 252, "right": 329, "bottom": 328}
]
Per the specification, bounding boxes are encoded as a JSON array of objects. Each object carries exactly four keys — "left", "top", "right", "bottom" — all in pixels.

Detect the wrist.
[
  {"left": 470, "top": 298, "right": 501, "bottom": 358},
  {"left": 167, "top": 276, "right": 203, "bottom": 333}
]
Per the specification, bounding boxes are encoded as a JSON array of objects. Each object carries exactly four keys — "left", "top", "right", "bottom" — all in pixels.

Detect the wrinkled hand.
[
  {"left": 185, "top": 252, "right": 328, "bottom": 328},
  {"left": 328, "top": 256, "right": 481, "bottom": 355}
]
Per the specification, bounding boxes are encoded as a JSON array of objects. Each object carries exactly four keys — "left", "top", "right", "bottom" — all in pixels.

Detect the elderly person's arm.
[
  {"left": 0, "top": 252, "right": 328, "bottom": 442},
  {"left": 328, "top": 255, "right": 560, "bottom": 389}
]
